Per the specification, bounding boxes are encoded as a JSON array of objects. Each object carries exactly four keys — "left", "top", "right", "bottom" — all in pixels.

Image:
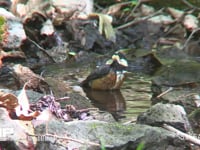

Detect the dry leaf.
[
  {"left": 12, "top": 64, "right": 50, "bottom": 93},
  {"left": 183, "top": 14, "right": 199, "bottom": 30},
  {"left": 16, "top": 83, "right": 30, "bottom": 116},
  {"left": 32, "top": 109, "right": 53, "bottom": 127},
  {"left": 167, "top": 7, "right": 183, "bottom": 19},
  {"left": 40, "top": 19, "right": 54, "bottom": 35},
  {"left": 0, "top": 49, "right": 26, "bottom": 67},
  {"left": 140, "top": 4, "right": 155, "bottom": 16},
  {"left": 17, "top": 120, "right": 37, "bottom": 146},
  {"left": 0, "top": 89, "right": 40, "bottom": 121},
  {"left": 0, "top": 91, "right": 18, "bottom": 110},
  {"left": 14, "top": 84, "right": 40, "bottom": 120},
  {"left": 90, "top": 13, "right": 116, "bottom": 42},
  {"left": 17, "top": 111, "right": 40, "bottom": 121}
]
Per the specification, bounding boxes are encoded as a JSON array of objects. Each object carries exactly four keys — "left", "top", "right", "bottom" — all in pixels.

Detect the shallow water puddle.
[
  {"left": 120, "top": 73, "right": 152, "bottom": 123},
  {"left": 82, "top": 73, "right": 152, "bottom": 122},
  {"left": 43, "top": 62, "right": 152, "bottom": 123}
]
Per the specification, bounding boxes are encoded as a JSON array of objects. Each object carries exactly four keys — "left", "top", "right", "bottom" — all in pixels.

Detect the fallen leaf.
[
  {"left": 40, "top": 19, "right": 54, "bottom": 35},
  {"left": 32, "top": 109, "right": 53, "bottom": 127},
  {"left": 0, "top": 91, "right": 18, "bottom": 110},
  {"left": 90, "top": 13, "right": 116, "bottom": 42},
  {"left": 14, "top": 83, "right": 40, "bottom": 120},
  {"left": 167, "top": 7, "right": 183, "bottom": 19},
  {"left": 16, "top": 83, "right": 30, "bottom": 116},
  {"left": 183, "top": 14, "right": 199, "bottom": 30}
]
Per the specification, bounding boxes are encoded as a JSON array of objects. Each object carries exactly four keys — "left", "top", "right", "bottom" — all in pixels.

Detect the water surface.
[{"left": 43, "top": 61, "right": 152, "bottom": 123}]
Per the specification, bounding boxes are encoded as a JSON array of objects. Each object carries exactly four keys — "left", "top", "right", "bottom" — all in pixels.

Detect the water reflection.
[{"left": 83, "top": 88, "right": 126, "bottom": 120}]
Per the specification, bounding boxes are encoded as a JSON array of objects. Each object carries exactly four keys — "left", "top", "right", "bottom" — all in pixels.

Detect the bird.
[{"left": 81, "top": 52, "right": 128, "bottom": 90}]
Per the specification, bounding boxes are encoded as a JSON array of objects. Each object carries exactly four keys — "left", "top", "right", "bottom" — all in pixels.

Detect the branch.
[
  {"left": 182, "top": 27, "right": 200, "bottom": 49},
  {"left": 28, "top": 133, "right": 113, "bottom": 147},
  {"left": 116, "top": 8, "right": 164, "bottom": 30},
  {"left": 156, "top": 87, "right": 173, "bottom": 98},
  {"left": 163, "top": 124, "right": 200, "bottom": 146},
  {"left": 45, "top": 133, "right": 101, "bottom": 146},
  {"left": 182, "top": 0, "right": 200, "bottom": 11},
  {"left": 27, "top": 38, "right": 56, "bottom": 63}
]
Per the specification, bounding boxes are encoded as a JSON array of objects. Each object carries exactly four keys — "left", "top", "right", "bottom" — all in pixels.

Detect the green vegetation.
[
  {"left": 136, "top": 141, "right": 145, "bottom": 150},
  {"left": 100, "top": 137, "right": 106, "bottom": 150},
  {"left": 122, "top": 0, "right": 138, "bottom": 12},
  {"left": 0, "top": 16, "right": 6, "bottom": 42}
]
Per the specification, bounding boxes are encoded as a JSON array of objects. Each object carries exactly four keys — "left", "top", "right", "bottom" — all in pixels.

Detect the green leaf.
[
  {"left": 131, "top": 0, "right": 139, "bottom": 5},
  {"left": 123, "top": 7, "right": 131, "bottom": 12}
]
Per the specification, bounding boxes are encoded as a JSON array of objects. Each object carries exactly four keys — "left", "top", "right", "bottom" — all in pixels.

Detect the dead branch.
[
  {"left": 116, "top": 8, "right": 164, "bottom": 30},
  {"left": 175, "top": 92, "right": 199, "bottom": 101},
  {"left": 45, "top": 133, "right": 101, "bottom": 146},
  {"left": 163, "top": 124, "right": 200, "bottom": 146},
  {"left": 156, "top": 87, "right": 173, "bottom": 98},
  {"left": 28, "top": 133, "right": 112, "bottom": 147},
  {"left": 182, "top": 27, "right": 200, "bottom": 49},
  {"left": 27, "top": 37, "right": 56, "bottom": 63},
  {"left": 75, "top": 107, "right": 99, "bottom": 113},
  {"left": 55, "top": 96, "right": 70, "bottom": 102},
  {"left": 182, "top": 0, "right": 200, "bottom": 11},
  {"left": 124, "top": 0, "right": 141, "bottom": 21}
]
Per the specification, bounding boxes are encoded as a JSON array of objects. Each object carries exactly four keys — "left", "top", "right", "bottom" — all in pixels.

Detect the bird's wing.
[{"left": 81, "top": 65, "right": 110, "bottom": 86}]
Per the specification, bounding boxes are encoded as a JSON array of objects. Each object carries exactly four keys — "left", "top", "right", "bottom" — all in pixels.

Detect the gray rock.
[
  {"left": 151, "top": 60, "right": 200, "bottom": 114},
  {"left": 35, "top": 119, "right": 190, "bottom": 150},
  {"left": 188, "top": 108, "right": 200, "bottom": 134},
  {"left": 0, "top": 89, "right": 190, "bottom": 149},
  {"left": 0, "top": 8, "right": 26, "bottom": 48},
  {"left": 3, "top": 19, "right": 26, "bottom": 48},
  {"left": 0, "top": 108, "right": 35, "bottom": 149},
  {"left": 137, "top": 103, "right": 191, "bottom": 132}
]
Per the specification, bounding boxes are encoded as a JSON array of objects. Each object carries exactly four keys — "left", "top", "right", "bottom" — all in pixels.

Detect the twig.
[
  {"left": 175, "top": 92, "right": 199, "bottom": 101},
  {"left": 182, "top": 0, "right": 200, "bottom": 11},
  {"left": 116, "top": 8, "right": 164, "bottom": 30},
  {"left": 47, "top": 133, "right": 102, "bottom": 146},
  {"left": 27, "top": 38, "right": 56, "bottom": 63},
  {"left": 163, "top": 124, "right": 200, "bottom": 146},
  {"left": 28, "top": 133, "right": 105, "bottom": 147},
  {"left": 125, "top": 0, "right": 154, "bottom": 21},
  {"left": 156, "top": 87, "right": 173, "bottom": 98},
  {"left": 75, "top": 108, "right": 99, "bottom": 113},
  {"left": 182, "top": 28, "right": 200, "bottom": 49},
  {"left": 55, "top": 96, "right": 70, "bottom": 102},
  {"left": 94, "top": 3, "right": 104, "bottom": 12},
  {"left": 125, "top": 0, "right": 142, "bottom": 22},
  {"left": 123, "top": 119, "right": 137, "bottom": 125}
]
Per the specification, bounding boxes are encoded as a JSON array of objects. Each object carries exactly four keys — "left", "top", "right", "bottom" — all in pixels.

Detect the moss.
[{"left": 0, "top": 16, "right": 6, "bottom": 42}]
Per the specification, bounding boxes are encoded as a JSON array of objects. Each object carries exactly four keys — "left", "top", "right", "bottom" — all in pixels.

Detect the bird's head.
[{"left": 106, "top": 52, "right": 128, "bottom": 68}]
